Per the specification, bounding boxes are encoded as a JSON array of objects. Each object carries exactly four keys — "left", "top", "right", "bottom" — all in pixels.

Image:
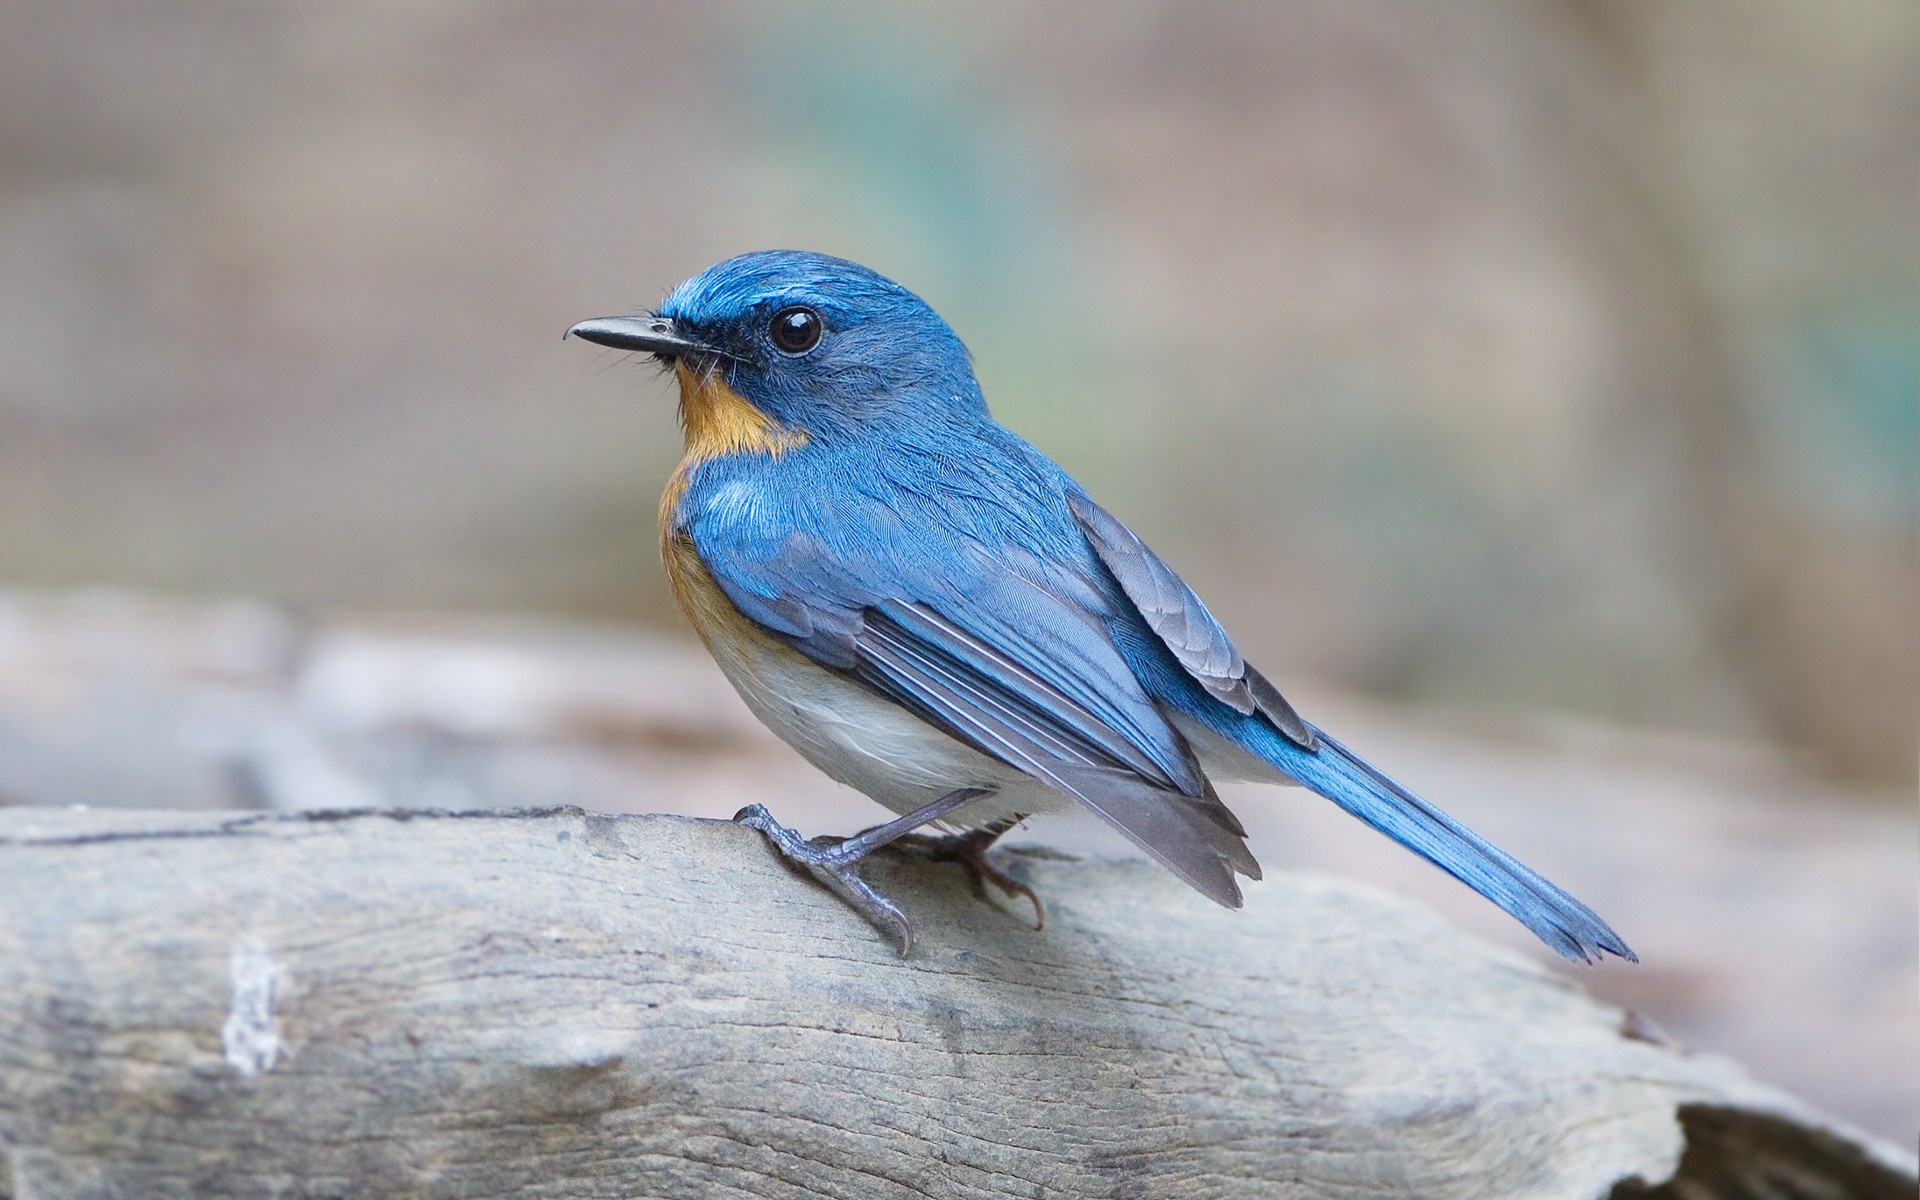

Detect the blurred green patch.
[{"left": 1776, "top": 293, "right": 1918, "bottom": 528}]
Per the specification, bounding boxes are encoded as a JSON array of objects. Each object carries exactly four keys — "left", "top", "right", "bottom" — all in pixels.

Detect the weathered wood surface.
[{"left": 0, "top": 806, "right": 1909, "bottom": 1200}]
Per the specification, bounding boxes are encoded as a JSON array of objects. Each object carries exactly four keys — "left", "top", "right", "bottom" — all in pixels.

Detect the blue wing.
[
  {"left": 1069, "top": 493, "right": 1315, "bottom": 750},
  {"left": 680, "top": 452, "right": 1261, "bottom": 907},
  {"left": 1071, "top": 493, "right": 1636, "bottom": 964}
]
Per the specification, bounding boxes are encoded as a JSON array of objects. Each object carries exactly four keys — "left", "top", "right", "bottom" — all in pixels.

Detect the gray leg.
[
  {"left": 734, "top": 788, "right": 986, "bottom": 955},
  {"left": 901, "top": 817, "right": 1044, "bottom": 930}
]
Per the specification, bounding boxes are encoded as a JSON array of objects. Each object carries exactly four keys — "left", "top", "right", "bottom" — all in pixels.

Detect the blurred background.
[{"left": 0, "top": 0, "right": 1912, "bottom": 1143}]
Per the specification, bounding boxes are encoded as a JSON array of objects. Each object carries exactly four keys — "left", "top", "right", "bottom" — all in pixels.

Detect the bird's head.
[{"left": 569, "top": 251, "right": 985, "bottom": 450}]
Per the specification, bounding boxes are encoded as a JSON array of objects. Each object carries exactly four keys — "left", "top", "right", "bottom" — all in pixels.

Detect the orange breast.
[
  {"left": 661, "top": 529, "right": 750, "bottom": 653},
  {"left": 655, "top": 362, "right": 807, "bottom": 635}
]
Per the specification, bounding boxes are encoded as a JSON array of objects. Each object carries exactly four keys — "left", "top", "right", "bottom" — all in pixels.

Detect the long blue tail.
[{"left": 1284, "top": 726, "right": 1635, "bottom": 963}]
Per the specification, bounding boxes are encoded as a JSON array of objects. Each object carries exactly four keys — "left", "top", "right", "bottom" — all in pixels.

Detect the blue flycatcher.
[{"left": 569, "top": 250, "right": 1633, "bottom": 964}]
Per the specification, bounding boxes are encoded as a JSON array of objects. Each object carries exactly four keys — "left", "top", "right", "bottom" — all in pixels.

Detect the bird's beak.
[{"left": 564, "top": 314, "right": 711, "bottom": 360}]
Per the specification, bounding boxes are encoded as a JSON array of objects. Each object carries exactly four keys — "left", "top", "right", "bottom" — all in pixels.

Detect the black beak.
[{"left": 565, "top": 314, "right": 711, "bottom": 360}]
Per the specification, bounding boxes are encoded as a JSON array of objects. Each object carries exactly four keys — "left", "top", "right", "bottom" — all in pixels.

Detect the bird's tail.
[{"left": 1286, "top": 726, "right": 1635, "bottom": 964}]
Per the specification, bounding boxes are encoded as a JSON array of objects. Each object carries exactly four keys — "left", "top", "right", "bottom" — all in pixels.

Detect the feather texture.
[
  {"left": 665, "top": 437, "right": 1261, "bottom": 906},
  {"left": 611, "top": 249, "right": 1634, "bottom": 963},
  {"left": 1069, "top": 492, "right": 1315, "bottom": 750}
]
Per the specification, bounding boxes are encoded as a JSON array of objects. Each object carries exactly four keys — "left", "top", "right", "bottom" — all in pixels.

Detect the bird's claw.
[
  {"left": 734, "top": 804, "right": 917, "bottom": 955},
  {"left": 974, "top": 859, "right": 1045, "bottom": 931},
  {"left": 904, "top": 830, "right": 1045, "bottom": 930}
]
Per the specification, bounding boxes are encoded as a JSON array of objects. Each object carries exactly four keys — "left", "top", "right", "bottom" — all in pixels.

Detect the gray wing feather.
[
  {"left": 1069, "top": 493, "right": 1317, "bottom": 751},
  {"left": 857, "top": 602, "right": 1258, "bottom": 906}
]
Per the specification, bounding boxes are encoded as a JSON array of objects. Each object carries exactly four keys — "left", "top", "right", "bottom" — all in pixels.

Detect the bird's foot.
[
  {"left": 733, "top": 804, "right": 916, "bottom": 955},
  {"left": 900, "top": 828, "right": 1045, "bottom": 930}
]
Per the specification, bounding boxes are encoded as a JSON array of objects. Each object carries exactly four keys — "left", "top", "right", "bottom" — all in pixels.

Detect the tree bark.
[{"left": 0, "top": 806, "right": 1909, "bottom": 1200}]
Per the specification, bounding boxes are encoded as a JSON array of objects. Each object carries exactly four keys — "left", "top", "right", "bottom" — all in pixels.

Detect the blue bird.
[{"left": 568, "top": 250, "right": 1634, "bottom": 964}]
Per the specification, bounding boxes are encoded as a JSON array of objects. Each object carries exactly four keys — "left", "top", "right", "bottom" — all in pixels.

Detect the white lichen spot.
[{"left": 221, "top": 935, "right": 283, "bottom": 1076}]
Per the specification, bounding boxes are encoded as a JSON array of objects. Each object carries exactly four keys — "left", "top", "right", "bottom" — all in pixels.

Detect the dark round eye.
[{"left": 769, "top": 306, "right": 823, "bottom": 355}]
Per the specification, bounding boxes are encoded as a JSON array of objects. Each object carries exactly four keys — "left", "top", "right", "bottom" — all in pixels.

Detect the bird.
[{"left": 567, "top": 250, "right": 1635, "bottom": 965}]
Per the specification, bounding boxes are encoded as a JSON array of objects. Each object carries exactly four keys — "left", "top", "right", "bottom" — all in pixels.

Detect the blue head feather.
[{"left": 658, "top": 251, "right": 985, "bottom": 439}]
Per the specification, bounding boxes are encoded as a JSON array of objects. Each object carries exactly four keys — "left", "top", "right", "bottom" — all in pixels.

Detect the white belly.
[
  {"left": 1171, "top": 712, "right": 1300, "bottom": 787},
  {"left": 705, "top": 624, "right": 1076, "bottom": 830}
]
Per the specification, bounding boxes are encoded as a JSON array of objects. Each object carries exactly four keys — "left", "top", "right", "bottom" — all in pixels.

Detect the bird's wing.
[
  {"left": 1065, "top": 494, "right": 1635, "bottom": 963},
  {"left": 1067, "top": 492, "right": 1316, "bottom": 750},
  {"left": 685, "top": 519, "right": 1260, "bottom": 907}
]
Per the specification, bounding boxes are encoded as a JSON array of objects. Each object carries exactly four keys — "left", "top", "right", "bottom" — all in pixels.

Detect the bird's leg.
[
  {"left": 733, "top": 788, "right": 986, "bottom": 956},
  {"left": 900, "top": 817, "right": 1044, "bottom": 930}
]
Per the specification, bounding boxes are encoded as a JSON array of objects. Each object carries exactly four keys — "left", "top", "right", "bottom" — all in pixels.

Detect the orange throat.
[
  {"left": 670, "top": 361, "right": 807, "bottom": 466},
  {"left": 657, "top": 362, "right": 806, "bottom": 625}
]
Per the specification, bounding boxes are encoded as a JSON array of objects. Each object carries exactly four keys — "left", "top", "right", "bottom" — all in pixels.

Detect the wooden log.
[{"left": 0, "top": 806, "right": 1909, "bottom": 1199}]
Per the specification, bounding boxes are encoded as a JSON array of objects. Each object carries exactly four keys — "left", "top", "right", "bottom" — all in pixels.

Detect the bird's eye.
[{"left": 769, "top": 306, "right": 823, "bottom": 355}]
